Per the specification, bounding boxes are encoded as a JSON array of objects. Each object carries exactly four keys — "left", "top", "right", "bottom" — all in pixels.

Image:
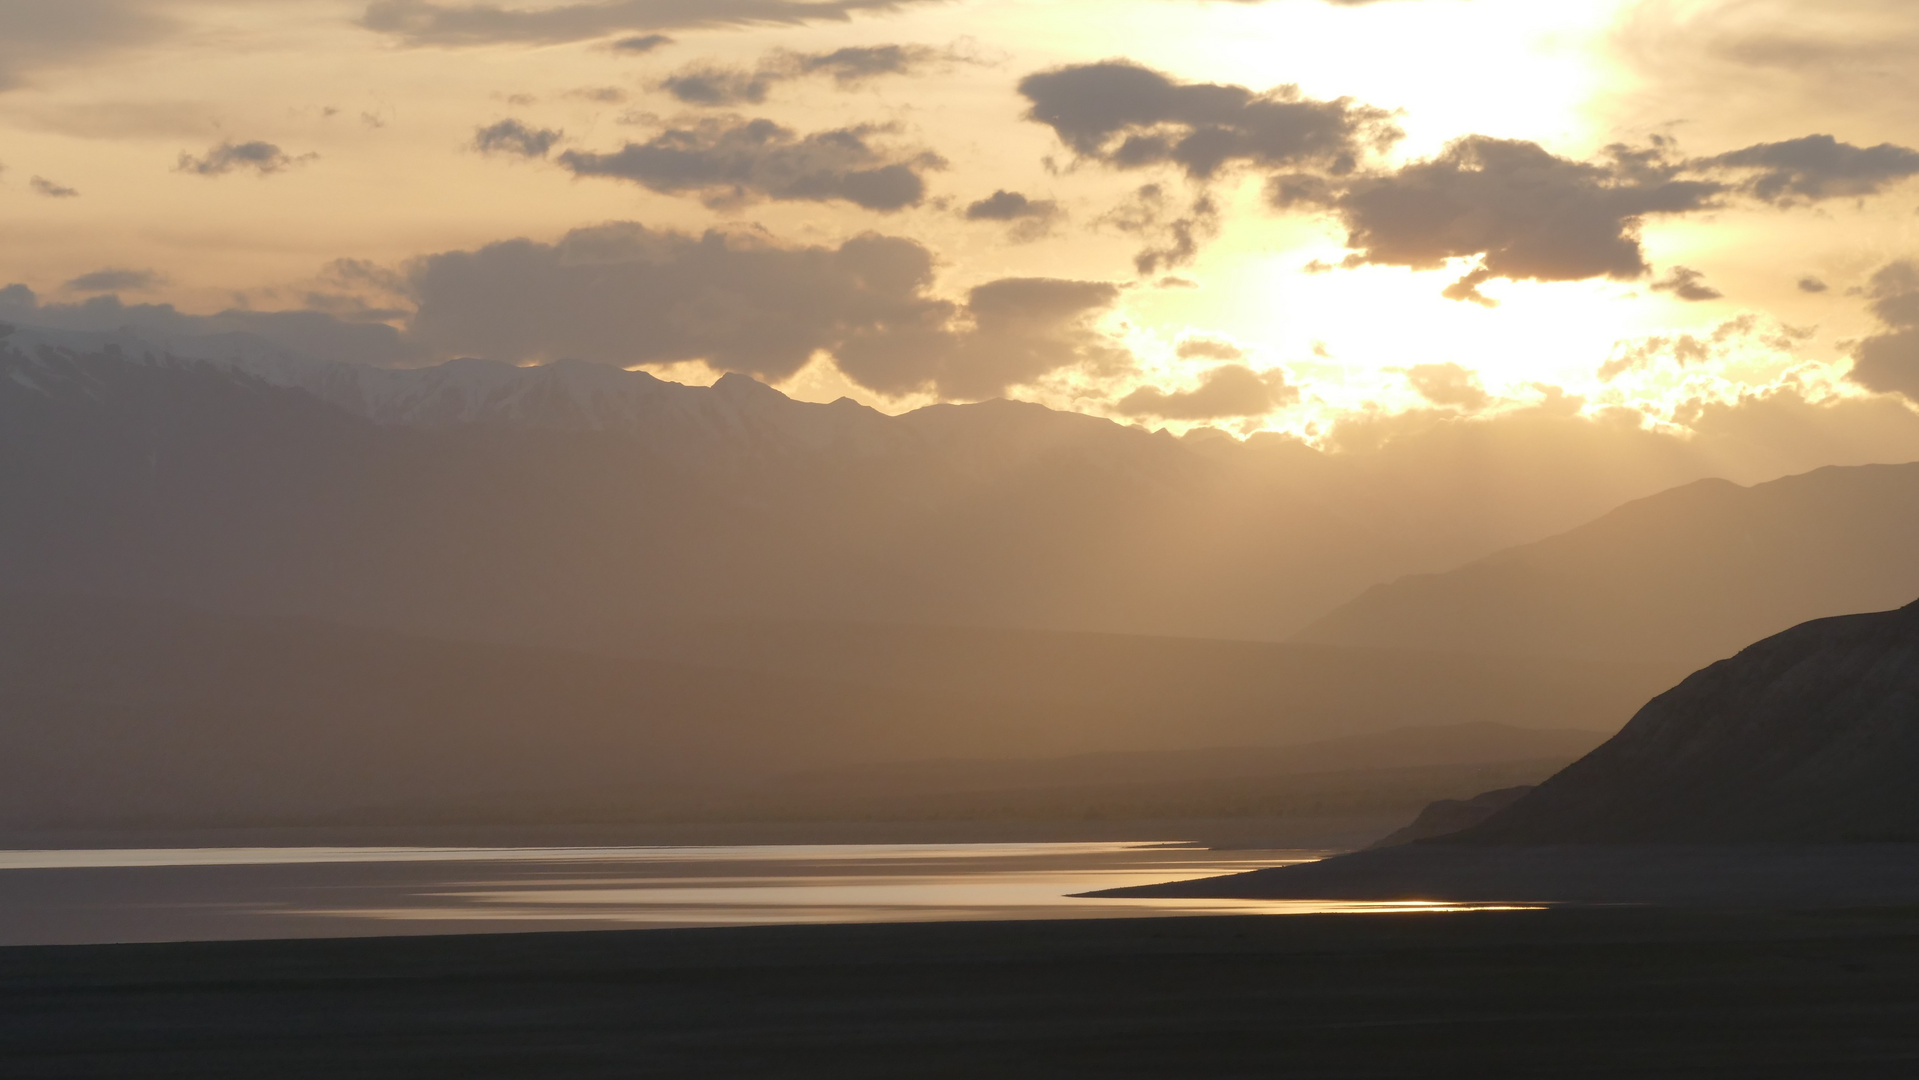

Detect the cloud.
[
  {"left": 0, "top": 285, "right": 424, "bottom": 368},
  {"left": 359, "top": 0, "right": 931, "bottom": 47},
  {"left": 1099, "top": 183, "right": 1219, "bottom": 276},
  {"left": 1404, "top": 362, "right": 1490, "bottom": 410},
  {"left": 830, "top": 276, "right": 1130, "bottom": 399},
  {"left": 1116, "top": 364, "right": 1296, "bottom": 420},
  {"left": 404, "top": 223, "right": 945, "bottom": 380},
  {"left": 3, "top": 221, "right": 1129, "bottom": 400},
  {"left": 472, "top": 118, "right": 563, "bottom": 157},
  {"left": 661, "top": 45, "right": 952, "bottom": 106},
  {"left": 565, "top": 85, "right": 627, "bottom": 104},
  {"left": 1700, "top": 134, "right": 1919, "bottom": 203},
  {"left": 1278, "top": 130, "right": 1919, "bottom": 302},
  {"left": 659, "top": 68, "right": 775, "bottom": 106},
  {"left": 1279, "top": 136, "right": 1722, "bottom": 304},
  {"left": 176, "top": 141, "right": 316, "bottom": 176},
  {"left": 1848, "top": 260, "right": 1919, "bottom": 400},
  {"left": 404, "top": 222, "right": 1126, "bottom": 399},
  {"left": 64, "top": 268, "right": 167, "bottom": 293},
  {"left": 1799, "top": 276, "right": 1830, "bottom": 293},
  {"left": 1018, "top": 60, "right": 1398, "bottom": 180},
  {"left": 965, "top": 190, "right": 1053, "bottom": 222},
  {"left": 31, "top": 176, "right": 79, "bottom": 198},
  {"left": 1650, "top": 265, "right": 1724, "bottom": 302},
  {"left": 555, "top": 117, "right": 943, "bottom": 211},
  {"left": 1597, "top": 314, "right": 1799, "bottom": 381},
  {"left": 0, "top": 0, "right": 177, "bottom": 92},
  {"left": 610, "top": 33, "right": 672, "bottom": 53},
  {"left": 964, "top": 189, "right": 1062, "bottom": 242},
  {"left": 1174, "top": 338, "right": 1243, "bottom": 360}
]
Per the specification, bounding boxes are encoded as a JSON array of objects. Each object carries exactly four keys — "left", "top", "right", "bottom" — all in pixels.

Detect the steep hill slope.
[
  {"left": 1454, "top": 600, "right": 1919, "bottom": 843},
  {"left": 1297, "top": 464, "right": 1919, "bottom": 667}
]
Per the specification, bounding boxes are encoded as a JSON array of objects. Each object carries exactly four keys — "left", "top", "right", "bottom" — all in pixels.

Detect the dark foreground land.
[{"left": 6, "top": 910, "right": 1919, "bottom": 1078}]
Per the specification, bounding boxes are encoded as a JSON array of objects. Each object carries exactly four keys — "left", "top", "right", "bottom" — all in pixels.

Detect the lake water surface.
[{"left": 0, "top": 842, "right": 1501, "bottom": 946}]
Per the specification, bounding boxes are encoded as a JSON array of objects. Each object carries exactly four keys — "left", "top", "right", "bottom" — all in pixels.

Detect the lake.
[{"left": 0, "top": 842, "right": 1504, "bottom": 946}]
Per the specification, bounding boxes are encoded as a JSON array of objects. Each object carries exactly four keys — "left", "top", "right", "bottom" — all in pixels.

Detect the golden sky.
[{"left": 5, "top": 0, "right": 1919, "bottom": 452}]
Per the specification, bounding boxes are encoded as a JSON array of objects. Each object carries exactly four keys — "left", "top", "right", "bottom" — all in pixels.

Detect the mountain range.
[
  {"left": 6, "top": 322, "right": 1919, "bottom": 832},
  {"left": 2, "top": 320, "right": 1868, "bottom": 649}
]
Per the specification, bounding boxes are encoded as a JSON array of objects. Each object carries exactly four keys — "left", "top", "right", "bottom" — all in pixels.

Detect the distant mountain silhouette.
[
  {"left": 0, "top": 593, "right": 1641, "bottom": 830},
  {"left": 1445, "top": 601, "right": 1919, "bottom": 844},
  {"left": 1297, "top": 465, "right": 1919, "bottom": 667},
  {"left": 0, "top": 326, "right": 1758, "bottom": 644}
]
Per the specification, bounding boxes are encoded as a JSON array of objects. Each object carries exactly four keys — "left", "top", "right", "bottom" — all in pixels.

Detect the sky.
[{"left": 4, "top": 0, "right": 1919, "bottom": 453}]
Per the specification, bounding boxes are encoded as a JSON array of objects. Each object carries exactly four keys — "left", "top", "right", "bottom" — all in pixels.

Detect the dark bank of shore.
[
  {"left": 7, "top": 909, "right": 1919, "bottom": 1078},
  {"left": 1094, "top": 844, "right": 1919, "bottom": 906}
]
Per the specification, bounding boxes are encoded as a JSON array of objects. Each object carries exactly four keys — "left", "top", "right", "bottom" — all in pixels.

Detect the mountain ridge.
[{"left": 1296, "top": 463, "right": 1919, "bottom": 667}]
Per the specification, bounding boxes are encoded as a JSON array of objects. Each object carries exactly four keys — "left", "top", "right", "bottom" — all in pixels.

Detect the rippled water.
[{"left": 0, "top": 842, "right": 1510, "bottom": 946}]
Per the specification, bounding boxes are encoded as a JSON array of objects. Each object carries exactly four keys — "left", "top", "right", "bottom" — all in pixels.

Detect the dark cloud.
[
  {"left": 1174, "top": 338, "right": 1243, "bottom": 360},
  {"left": 0, "top": 0, "right": 176, "bottom": 92},
  {"left": 660, "top": 68, "right": 774, "bottom": 106},
  {"left": 0, "top": 285, "right": 424, "bottom": 368},
  {"left": 472, "top": 118, "right": 563, "bottom": 158},
  {"left": 1405, "top": 362, "right": 1490, "bottom": 411},
  {"left": 1281, "top": 136, "right": 1722, "bottom": 304},
  {"left": 661, "top": 45, "right": 951, "bottom": 107},
  {"left": 965, "top": 190, "right": 1054, "bottom": 222},
  {"left": 1798, "top": 276, "right": 1830, "bottom": 293},
  {"left": 30, "top": 176, "right": 79, "bottom": 198},
  {"left": 964, "top": 190, "right": 1062, "bottom": 242},
  {"left": 360, "top": 0, "right": 930, "bottom": 47},
  {"left": 556, "top": 118, "right": 942, "bottom": 211},
  {"left": 3, "top": 221, "right": 1129, "bottom": 400},
  {"left": 1650, "top": 265, "right": 1723, "bottom": 302},
  {"left": 1115, "top": 364, "right": 1296, "bottom": 420},
  {"left": 929, "top": 278, "right": 1129, "bottom": 399},
  {"left": 64, "top": 268, "right": 167, "bottom": 293},
  {"left": 406, "top": 223, "right": 948, "bottom": 380},
  {"left": 835, "top": 277, "right": 1130, "bottom": 399},
  {"left": 610, "top": 33, "right": 672, "bottom": 52},
  {"left": 406, "top": 222, "right": 1126, "bottom": 399},
  {"left": 1701, "top": 134, "right": 1919, "bottom": 204},
  {"left": 1848, "top": 261, "right": 1919, "bottom": 401},
  {"left": 1018, "top": 60, "right": 1398, "bottom": 180},
  {"left": 1277, "top": 131, "right": 1919, "bottom": 302},
  {"left": 176, "top": 141, "right": 316, "bottom": 177}
]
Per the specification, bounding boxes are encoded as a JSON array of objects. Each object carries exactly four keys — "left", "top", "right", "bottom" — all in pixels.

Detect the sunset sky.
[{"left": 6, "top": 0, "right": 1919, "bottom": 451}]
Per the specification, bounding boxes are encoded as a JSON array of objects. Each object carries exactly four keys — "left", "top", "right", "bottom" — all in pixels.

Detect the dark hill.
[
  {"left": 1094, "top": 601, "right": 1919, "bottom": 905},
  {"left": 1450, "top": 600, "right": 1919, "bottom": 844}
]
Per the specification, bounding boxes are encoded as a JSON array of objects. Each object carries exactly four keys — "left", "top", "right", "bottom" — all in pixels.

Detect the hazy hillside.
[
  {"left": 0, "top": 594, "right": 1659, "bottom": 829},
  {"left": 1297, "top": 463, "right": 1919, "bottom": 667},
  {"left": 1455, "top": 600, "right": 1919, "bottom": 844}
]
